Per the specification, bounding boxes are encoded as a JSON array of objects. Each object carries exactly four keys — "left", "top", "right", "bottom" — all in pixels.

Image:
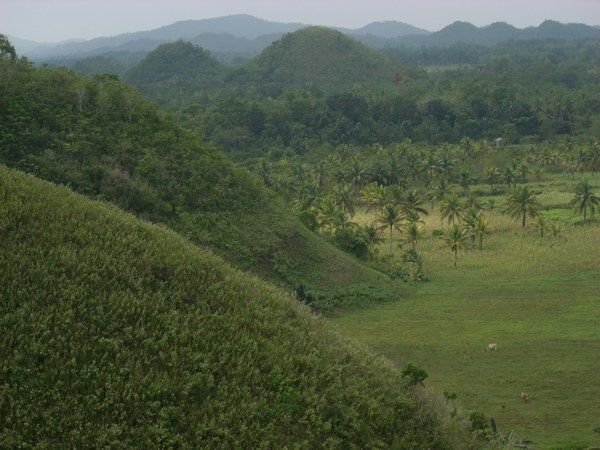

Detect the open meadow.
[{"left": 332, "top": 174, "right": 600, "bottom": 448}]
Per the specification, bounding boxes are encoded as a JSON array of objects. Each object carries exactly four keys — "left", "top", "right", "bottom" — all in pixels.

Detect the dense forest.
[{"left": 114, "top": 31, "right": 600, "bottom": 160}]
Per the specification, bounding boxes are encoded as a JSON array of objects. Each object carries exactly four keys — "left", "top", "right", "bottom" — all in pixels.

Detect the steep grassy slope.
[
  {"left": 235, "top": 27, "right": 399, "bottom": 89},
  {"left": 0, "top": 165, "right": 467, "bottom": 447},
  {"left": 0, "top": 56, "right": 400, "bottom": 310}
]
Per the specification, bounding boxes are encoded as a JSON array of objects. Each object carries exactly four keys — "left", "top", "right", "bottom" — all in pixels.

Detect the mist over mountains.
[{"left": 8, "top": 14, "right": 600, "bottom": 64}]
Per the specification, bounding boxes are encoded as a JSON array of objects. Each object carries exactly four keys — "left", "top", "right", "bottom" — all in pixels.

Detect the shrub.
[{"left": 402, "top": 363, "right": 428, "bottom": 386}]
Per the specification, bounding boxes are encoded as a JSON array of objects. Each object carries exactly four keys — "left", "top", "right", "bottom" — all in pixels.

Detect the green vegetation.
[
  {"left": 124, "top": 41, "right": 227, "bottom": 103},
  {"left": 253, "top": 131, "right": 600, "bottom": 446},
  {"left": 0, "top": 165, "right": 473, "bottom": 447},
  {"left": 3, "top": 29, "right": 600, "bottom": 446},
  {"left": 123, "top": 36, "right": 600, "bottom": 157},
  {"left": 235, "top": 27, "right": 399, "bottom": 89},
  {"left": 0, "top": 48, "right": 399, "bottom": 311},
  {"left": 331, "top": 172, "right": 600, "bottom": 447},
  {"left": 570, "top": 180, "right": 600, "bottom": 221}
]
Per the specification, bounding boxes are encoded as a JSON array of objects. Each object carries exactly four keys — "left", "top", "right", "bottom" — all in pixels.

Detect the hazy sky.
[{"left": 3, "top": 0, "right": 600, "bottom": 42}]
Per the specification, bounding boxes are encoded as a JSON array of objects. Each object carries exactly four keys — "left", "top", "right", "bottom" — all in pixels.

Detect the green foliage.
[
  {"left": 468, "top": 411, "right": 491, "bottom": 432},
  {"left": 440, "top": 225, "right": 469, "bottom": 267},
  {"left": 0, "top": 165, "right": 465, "bottom": 448},
  {"left": 401, "top": 363, "right": 428, "bottom": 386},
  {"left": 505, "top": 186, "right": 542, "bottom": 228},
  {"left": 144, "top": 39, "right": 600, "bottom": 157},
  {"left": 570, "top": 180, "right": 599, "bottom": 221},
  {"left": 0, "top": 34, "right": 16, "bottom": 60},
  {"left": 236, "top": 27, "right": 399, "bottom": 90},
  {"left": 124, "top": 40, "right": 226, "bottom": 105},
  {"left": 0, "top": 53, "right": 398, "bottom": 311}
]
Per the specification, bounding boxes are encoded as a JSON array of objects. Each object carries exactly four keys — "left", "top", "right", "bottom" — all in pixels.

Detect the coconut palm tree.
[
  {"left": 377, "top": 205, "right": 404, "bottom": 256},
  {"left": 505, "top": 186, "right": 542, "bottom": 228},
  {"left": 474, "top": 217, "right": 488, "bottom": 251},
  {"left": 570, "top": 180, "right": 600, "bottom": 221},
  {"left": 437, "top": 150, "right": 456, "bottom": 181},
  {"left": 403, "top": 222, "right": 424, "bottom": 250},
  {"left": 440, "top": 195, "right": 463, "bottom": 225},
  {"left": 587, "top": 142, "right": 600, "bottom": 175},
  {"left": 361, "top": 224, "right": 383, "bottom": 257},
  {"left": 562, "top": 156, "right": 581, "bottom": 180},
  {"left": 532, "top": 215, "right": 549, "bottom": 238},
  {"left": 292, "top": 182, "right": 322, "bottom": 213},
  {"left": 361, "top": 183, "right": 390, "bottom": 213},
  {"left": 401, "top": 190, "right": 429, "bottom": 223},
  {"left": 333, "top": 184, "right": 356, "bottom": 217},
  {"left": 514, "top": 162, "right": 529, "bottom": 183},
  {"left": 315, "top": 198, "right": 341, "bottom": 234},
  {"left": 402, "top": 249, "right": 425, "bottom": 279},
  {"left": 428, "top": 179, "right": 450, "bottom": 209},
  {"left": 330, "top": 208, "right": 354, "bottom": 233},
  {"left": 485, "top": 167, "right": 501, "bottom": 191},
  {"left": 440, "top": 225, "right": 469, "bottom": 267},
  {"left": 536, "top": 149, "right": 557, "bottom": 168},
  {"left": 463, "top": 207, "right": 482, "bottom": 248},
  {"left": 503, "top": 166, "right": 516, "bottom": 189},
  {"left": 349, "top": 160, "right": 367, "bottom": 188},
  {"left": 313, "top": 160, "right": 328, "bottom": 188}
]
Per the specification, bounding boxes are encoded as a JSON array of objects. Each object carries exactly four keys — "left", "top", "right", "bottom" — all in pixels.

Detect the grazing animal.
[
  {"left": 488, "top": 343, "right": 498, "bottom": 352},
  {"left": 520, "top": 392, "right": 529, "bottom": 403},
  {"left": 463, "top": 351, "right": 472, "bottom": 360}
]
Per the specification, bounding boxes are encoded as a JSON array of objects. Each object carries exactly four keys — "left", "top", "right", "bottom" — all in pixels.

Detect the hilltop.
[
  {"left": 0, "top": 165, "right": 468, "bottom": 447},
  {"left": 350, "top": 21, "right": 430, "bottom": 38},
  {"left": 18, "top": 14, "right": 305, "bottom": 60},
  {"left": 236, "top": 27, "right": 399, "bottom": 89},
  {"left": 124, "top": 41, "right": 227, "bottom": 102},
  {"left": 0, "top": 49, "right": 400, "bottom": 311}
]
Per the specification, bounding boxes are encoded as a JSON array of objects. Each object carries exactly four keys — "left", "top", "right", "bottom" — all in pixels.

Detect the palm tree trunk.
[
  {"left": 389, "top": 226, "right": 393, "bottom": 256},
  {"left": 453, "top": 248, "right": 457, "bottom": 267},
  {"left": 584, "top": 204, "right": 587, "bottom": 221},
  {"left": 479, "top": 235, "right": 483, "bottom": 251},
  {"left": 522, "top": 211, "right": 526, "bottom": 228}
]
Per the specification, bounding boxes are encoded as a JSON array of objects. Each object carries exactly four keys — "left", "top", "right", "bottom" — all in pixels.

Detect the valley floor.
[{"left": 331, "top": 175, "right": 600, "bottom": 448}]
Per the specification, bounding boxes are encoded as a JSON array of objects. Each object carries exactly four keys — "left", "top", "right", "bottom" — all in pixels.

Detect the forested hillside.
[
  {"left": 0, "top": 46, "right": 398, "bottom": 310},
  {"left": 162, "top": 38, "right": 600, "bottom": 156},
  {"left": 124, "top": 41, "right": 227, "bottom": 102},
  {"left": 0, "top": 165, "right": 471, "bottom": 447},
  {"left": 232, "top": 27, "right": 399, "bottom": 90}
]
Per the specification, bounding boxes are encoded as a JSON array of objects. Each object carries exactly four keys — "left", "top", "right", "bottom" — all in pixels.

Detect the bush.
[
  {"left": 332, "top": 228, "right": 369, "bottom": 259},
  {"left": 401, "top": 363, "right": 428, "bottom": 386}
]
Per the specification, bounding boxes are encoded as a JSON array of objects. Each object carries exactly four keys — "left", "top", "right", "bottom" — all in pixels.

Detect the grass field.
[{"left": 331, "top": 174, "right": 600, "bottom": 448}]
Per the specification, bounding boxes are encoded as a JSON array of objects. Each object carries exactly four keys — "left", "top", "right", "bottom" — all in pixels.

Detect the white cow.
[{"left": 488, "top": 343, "right": 498, "bottom": 352}]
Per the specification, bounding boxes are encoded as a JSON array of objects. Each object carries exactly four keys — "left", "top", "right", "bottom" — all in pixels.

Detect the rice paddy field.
[{"left": 331, "top": 174, "right": 600, "bottom": 448}]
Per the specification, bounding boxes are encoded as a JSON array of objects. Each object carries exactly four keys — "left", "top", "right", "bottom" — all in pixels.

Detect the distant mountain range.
[
  {"left": 5, "top": 14, "right": 600, "bottom": 63},
  {"left": 5, "top": 14, "right": 428, "bottom": 60},
  {"left": 389, "top": 20, "right": 600, "bottom": 47}
]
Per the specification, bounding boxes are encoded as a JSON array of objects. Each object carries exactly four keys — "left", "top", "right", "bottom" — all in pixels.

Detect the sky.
[{"left": 2, "top": 0, "right": 600, "bottom": 42}]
